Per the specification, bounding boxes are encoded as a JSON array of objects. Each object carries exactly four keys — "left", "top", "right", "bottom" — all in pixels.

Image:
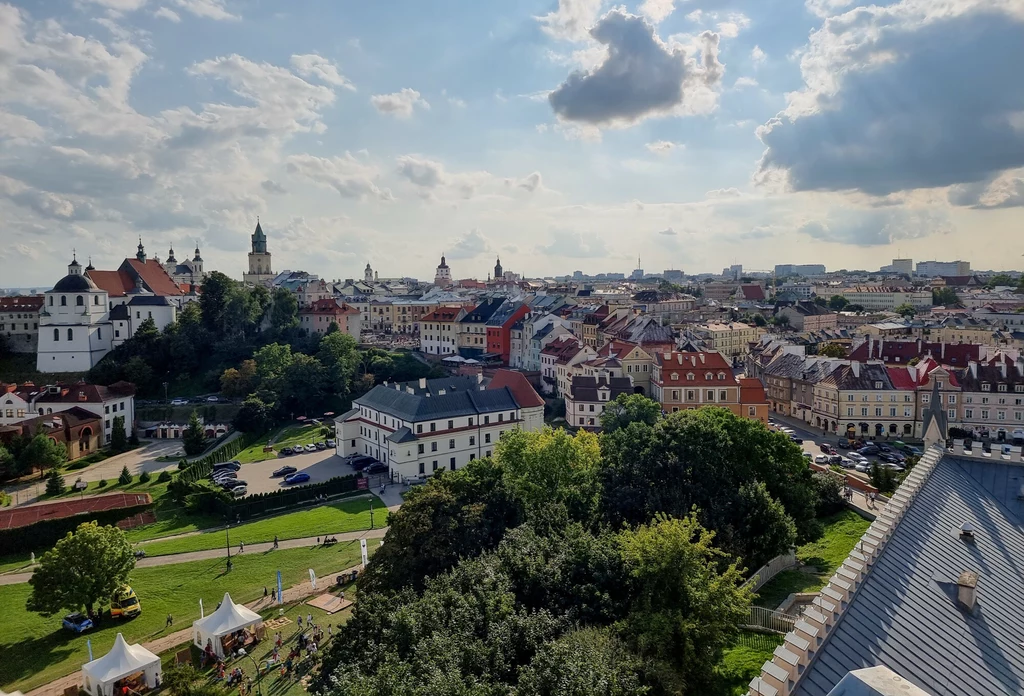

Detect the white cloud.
[
  {"left": 733, "top": 76, "right": 758, "bottom": 89},
  {"left": 290, "top": 54, "right": 354, "bottom": 90},
  {"left": 172, "top": 0, "right": 238, "bottom": 21},
  {"left": 639, "top": 0, "right": 676, "bottom": 24},
  {"left": 395, "top": 155, "right": 548, "bottom": 201},
  {"left": 536, "top": 0, "right": 603, "bottom": 41},
  {"left": 261, "top": 179, "right": 287, "bottom": 195},
  {"left": 804, "top": 0, "right": 856, "bottom": 18},
  {"left": 370, "top": 88, "right": 429, "bottom": 118},
  {"left": 81, "top": 0, "right": 149, "bottom": 11},
  {"left": 447, "top": 229, "right": 492, "bottom": 259},
  {"left": 706, "top": 187, "right": 742, "bottom": 198},
  {"left": 286, "top": 153, "right": 393, "bottom": 201},
  {"left": 658, "top": 227, "right": 677, "bottom": 235},
  {"left": 153, "top": 6, "right": 180, "bottom": 21},
  {"left": 645, "top": 140, "right": 681, "bottom": 154},
  {"left": 750, "top": 45, "right": 767, "bottom": 66},
  {"left": 0, "top": 111, "right": 45, "bottom": 140},
  {"left": 716, "top": 13, "right": 750, "bottom": 38}
]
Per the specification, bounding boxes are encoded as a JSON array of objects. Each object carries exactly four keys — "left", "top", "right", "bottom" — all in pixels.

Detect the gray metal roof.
[
  {"left": 355, "top": 381, "right": 520, "bottom": 422},
  {"left": 794, "top": 455, "right": 1024, "bottom": 696}
]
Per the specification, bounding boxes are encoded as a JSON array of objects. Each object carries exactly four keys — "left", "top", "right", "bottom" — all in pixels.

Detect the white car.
[
  {"left": 855, "top": 462, "right": 871, "bottom": 473},
  {"left": 170, "top": 398, "right": 188, "bottom": 406},
  {"left": 847, "top": 452, "right": 868, "bottom": 463},
  {"left": 231, "top": 485, "right": 248, "bottom": 497},
  {"left": 814, "top": 454, "right": 829, "bottom": 464},
  {"left": 839, "top": 457, "right": 854, "bottom": 468},
  {"left": 305, "top": 443, "right": 317, "bottom": 452}
]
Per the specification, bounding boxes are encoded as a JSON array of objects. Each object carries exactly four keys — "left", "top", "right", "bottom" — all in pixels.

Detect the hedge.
[
  {"left": 211, "top": 474, "right": 361, "bottom": 521},
  {"left": 176, "top": 431, "right": 263, "bottom": 484},
  {"left": 0, "top": 503, "right": 152, "bottom": 555}
]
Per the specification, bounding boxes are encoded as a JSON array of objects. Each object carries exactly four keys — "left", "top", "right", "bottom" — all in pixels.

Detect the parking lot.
[
  {"left": 223, "top": 447, "right": 359, "bottom": 496},
  {"left": 767, "top": 416, "right": 910, "bottom": 483}
]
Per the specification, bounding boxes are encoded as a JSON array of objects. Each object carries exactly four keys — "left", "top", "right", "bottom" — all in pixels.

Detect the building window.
[
  {"left": 861, "top": 407, "right": 868, "bottom": 416},
  {"left": 432, "top": 460, "right": 438, "bottom": 471},
  {"left": 416, "top": 424, "right": 423, "bottom": 434},
  {"left": 53, "top": 328, "right": 59, "bottom": 341},
  {"left": 998, "top": 384, "right": 1007, "bottom": 392},
  {"left": 484, "top": 415, "right": 490, "bottom": 424},
  {"left": 981, "top": 410, "right": 989, "bottom": 420},
  {"left": 449, "top": 439, "right": 455, "bottom": 449},
  {"left": 48, "top": 296, "right": 53, "bottom": 306},
  {"left": 485, "top": 433, "right": 491, "bottom": 444},
  {"left": 430, "top": 423, "right": 436, "bottom": 432},
  {"left": 748, "top": 406, "right": 756, "bottom": 416},
  {"left": 719, "top": 390, "right": 728, "bottom": 401},
  {"left": 418, "top": 462, "right": 425, "bottom": 475},
  {"left": 847, "top": 407, "right": 854, "bottom": 416},
  {"left": 60, "top": 296, "right": 67, "bottom": 306},
  {"left": 417, "top": 444, "right": 424, "bottom": 454},
  {"left": 469, "top": 436, "right": 475, "bottom": 446},
  {"left": 949, "top": 409, "right": 957, "bottom": 419},
  {"left": 686, "top": 390, "right": 695, "bottom": 401},
  {"left": 447, "top": 420, "right": 454, "bottom": 429},
  {"left": 589, "top": 405, "right": 595, "bottom": 412},
  {"left": 965, "top": 409, "right": 973, "bottom": 419},
  {"left": 450, "top": 458, "right": 456, "bottom": 471},
  {"left": 431, "top": 442, "right": 437, "bottom": 452},
  {"left": 706, "top": 390, "right": 714, "bottom": 401}
]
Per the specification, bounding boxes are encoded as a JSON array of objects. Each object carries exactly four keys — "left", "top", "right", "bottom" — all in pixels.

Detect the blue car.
[
  {"left": 284, "top": 472, "right": 310, "bottom": 485},
  {"left": 62, "top": 612, "right": 94, "bottom": 634}
]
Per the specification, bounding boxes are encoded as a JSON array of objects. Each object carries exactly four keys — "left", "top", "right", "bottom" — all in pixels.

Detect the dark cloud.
[
  {"left": 757, "top": 8, "right": 1024, "bottom": 198},
  {"left": 658, "top": 227, "right": 677, "bottom": 235},
  {"left": 948, "top": 172, "right": 1024, "bottom": 209},
  {"left": 548, "top": 10, "right": 723, "bottom": 126}
]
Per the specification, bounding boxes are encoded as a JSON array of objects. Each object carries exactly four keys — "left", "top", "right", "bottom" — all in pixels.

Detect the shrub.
[
  {"left": 157, "top": 470, "right": 172, "bottom": 483},
  {"left": 812, "top": 472, "right": 844, "bottom": 516},
  {"left": 139, "top": 471, "right": 151, "bottom": 483},
  {"left": 97, "top": 479, "right": 108, "bottom": 488},
  {"left": 118, "top": 465, "right": 132, "bottom": 486}
]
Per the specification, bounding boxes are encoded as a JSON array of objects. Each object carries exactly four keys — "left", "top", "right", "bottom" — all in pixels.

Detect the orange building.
[{"left": 651, "top": 351, "right": 768, "bottom": 422}]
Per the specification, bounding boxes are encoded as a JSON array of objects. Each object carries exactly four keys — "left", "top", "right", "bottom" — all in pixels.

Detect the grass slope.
[
  {"left": 715, "top": 632, "right": 785, "bottom": 695},
  {"left": 755, "top": 510, "right": 870, "bottom": 609},
  {"left": 235, "top": 424, "right": 328, "bottom": 464},
  {"left": 0, "top": 542, "right": 364, "bottom": 692},
  {"left": 139, "top": 497, "right": 386, "bottom": 556}
]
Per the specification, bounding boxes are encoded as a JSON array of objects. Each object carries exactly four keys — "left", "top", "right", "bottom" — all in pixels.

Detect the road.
[{"left": 767, "top": 412, "right": 899, "bottom": 484}]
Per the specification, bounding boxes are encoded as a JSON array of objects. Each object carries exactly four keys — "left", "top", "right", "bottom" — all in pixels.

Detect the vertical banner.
[
  {"left": 309, "top": 568, "right": 317, "bottom": 590},
  {"left": 360, "top": 538, "right": 368, "bottom": 567},
  {"left": 199, "top": 598, "right": 204, "bottom": 618},
  {"left": 87, "top": 639, "right": 93, "bottom": 662},
  {"left": 277, "top": 570, "right": 283, "bottom": 605},
  {"left": 379, "top": 540, "right": 384, "bottom": 547}
]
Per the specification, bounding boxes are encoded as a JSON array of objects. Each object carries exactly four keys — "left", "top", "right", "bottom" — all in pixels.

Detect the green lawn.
[
  {"left": 715, "top": 632, "right": 785, "bottom": 695},
  {"left": 0, "top": 542, "right": 366, "bottom": 692},
  {"left": 0, "top": 353, "right": 84, "bottom": 384},
  {"left": 139, "top": 497, "right": 386, "bottom": 556},
  {"left": 755, "top": 510, "right": 870, "bottom": 609},
  {"left": 235, "top": 424, "right": 330, "bottom": 464},
  {"left": 38, "top": 477, "right": 170, "bottom": 502},
  {"left": 0, "top": 554, "right": 34, "bottom": 574}
]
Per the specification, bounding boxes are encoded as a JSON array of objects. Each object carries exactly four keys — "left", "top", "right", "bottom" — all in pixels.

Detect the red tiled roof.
[
  {"left": 885, "top": 367, "right": 918, "bottom": 390},
  {"left": 541, "top": 336, "right": 585, "bottom": 363},
  {"left": 86, "top": 269, "right": 134, "bottom": 297},
  {"left": 597, "top": 339, "right": 641, "bottom": 358},
  {"left": 739, "top": 284, "right": 766, "bottom": 301},
  {"left": 848, "top": 339, "right": 980, "bottom": 366},
  {"left": 488, "top": 369, "right": 544, "bottom": 408},
  {"left": 738, "top": 377, "right": 767, "bottom": 404},
  {"left": 126, "top": 259, "right": 184, "bottom": 296},
  {"left": 0, "top": 296, "right": 44, "bottom": 311},
  {"left": 654, "top": 352, "right": 735, "bottom": 386},
  {"left": 301, "top": 298, "right": 359, "bottom": 315},
  {"left": 421, "top": 307, "right": 464, "bottom": 322}
]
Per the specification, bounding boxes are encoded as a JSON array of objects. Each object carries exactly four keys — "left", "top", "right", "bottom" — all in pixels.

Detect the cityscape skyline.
[{"left": 1, "top": 0, "right": 1022, "bottom": 286}]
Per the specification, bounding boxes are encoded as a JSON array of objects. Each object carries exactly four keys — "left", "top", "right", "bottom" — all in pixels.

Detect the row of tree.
[{"left": 318, "top": 401, "right": 840, "bottom": 696}]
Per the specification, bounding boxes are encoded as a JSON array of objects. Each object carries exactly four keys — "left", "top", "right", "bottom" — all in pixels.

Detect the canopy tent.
[
  {"left": 442, "top": 355, "right": 465, "bottom": 363},
  {"left": 192, "top": 592, "right": 263, "bottom": 658},
  {"left": 82, "top": 633, "right": 161, "bottom": 696}
]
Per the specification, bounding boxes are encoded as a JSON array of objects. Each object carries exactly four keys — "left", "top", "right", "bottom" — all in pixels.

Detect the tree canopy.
[
  {"left": 818, "top": 342, "right": 846, "bottom": 358},
  {"left": 27, "top": 522, "right": 135, "bottom": 616},
  {"left": 600, "top": 393, "right": 662, "bottom": 434}
]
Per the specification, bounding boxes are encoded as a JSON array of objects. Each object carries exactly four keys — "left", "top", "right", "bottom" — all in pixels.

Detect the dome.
[{"left": 52, "top": 273, "right": 98, "bottom": 292}]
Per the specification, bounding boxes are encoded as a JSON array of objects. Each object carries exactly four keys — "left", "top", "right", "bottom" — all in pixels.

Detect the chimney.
[
  {"left": 969, "top": 361, "right": 978, "bottom": 379},
  {"left": 699, "top": 354, "right": 705, "bottom": 364},
  {"left": 419, "top": 378, "right": 427, "bottom": 389},
  {"left": 851, "top": 362, "right": 861, "bottom": 378},
  {"left": 1000, "top": 361, "right": 1007, "bottom": 379},
  {"left": 878, "top": 337, "right": 883, "bottom": 358},
  {"left": 957, "top": 570, "right": 979, "bottom": 612},
  {"left": 868, "top": 335, "right": 874, "bottom": 359},
  {"left": 477, "top": 373, "right": 484, "bottom": 384}
]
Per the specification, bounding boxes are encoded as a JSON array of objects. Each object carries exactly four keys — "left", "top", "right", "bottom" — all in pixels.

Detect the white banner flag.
[
  {"left": 360, "top": 538, "right": 368, "bottom": 567},
  {"left": 379, "top": 540, "right": 383, "bottom": 547},
  {"left": 199, "top": 598, "right": 204, "bottom": 618},
  {"left": 309, "top": 568, "right": 317, "bottom": 590}
]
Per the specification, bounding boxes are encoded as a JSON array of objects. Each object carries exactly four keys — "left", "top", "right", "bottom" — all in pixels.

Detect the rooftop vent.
[
  {"left": 959, "top": 521, "right": 975, "bottom": 541},
  {"left": 957, "top": 570, "right": 979, "bottom": 611}
]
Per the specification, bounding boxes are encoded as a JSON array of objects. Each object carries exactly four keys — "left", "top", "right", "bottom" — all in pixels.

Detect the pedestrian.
[
  {"left": 275, "top": 632, "right": 282, "bottom": 648},
  {"left": 327, "top": 624, "right": 333, "bottom": 639},
  {"left": 263, "top": 587, "right": 268, "bottom": 598},
  {"left": 166, "top": 613, "right": 173, "bottom": 628},
  {"left": 317, "top": 537, "right": 320, "bottom": 544},
  {"left": 307, "top": 612, "right": 312, "bottom": 626},
  {"left": 273, "top": 535, "right": 279, "bottom": 549},
  {"left": 297, "top": 615, "right": 303, "bottom": 629},
  {"left": 239, "top": 541, "right": 244, "bottom": 553}
]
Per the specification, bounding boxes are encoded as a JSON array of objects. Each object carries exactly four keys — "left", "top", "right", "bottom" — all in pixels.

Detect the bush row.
[
  {"left": 176, "top": 431, "right": 262, "bottom": 484},
  {"left": 0, "top": 503, "right": 152, "bottom": 555},
  {"left": 212, "top": 474, "right": 362, "bottom": 520}
]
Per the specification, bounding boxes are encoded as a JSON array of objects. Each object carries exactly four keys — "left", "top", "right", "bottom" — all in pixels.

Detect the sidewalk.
[
  {"left": 0, "top": 527, "right": 388, "bottom": 586},
  {"left": 24, "top": 558, "right": 366, "bottom": 696}
]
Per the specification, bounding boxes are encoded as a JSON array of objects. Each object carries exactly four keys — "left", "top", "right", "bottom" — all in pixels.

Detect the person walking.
[
  {"left": 263, "top": 587, "right": 268, "bottom": 599},
  {"left": 238, "top": 541, "right": 244, "bottom": 553},
  {"left": 273, "top": 535, "right": 279, "bottom": 549},
  {"left": 166, "top": 614, "right": 173, "bottom": 628},
  {"left": 297, "top": 615, "right": 303, "bottom": 629},
  {"left": 306, "top": 612, "right": 312, "bottom": 627}
]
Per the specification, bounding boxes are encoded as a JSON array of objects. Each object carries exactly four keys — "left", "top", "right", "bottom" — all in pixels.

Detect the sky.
[{"left": 1, "top": 0, "right": 1023, "bottom": 287}]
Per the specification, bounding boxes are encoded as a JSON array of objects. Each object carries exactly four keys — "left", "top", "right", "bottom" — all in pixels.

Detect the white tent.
[
  {"left": 82, "top": 633, "right": 161, "bottom": 696},
  {"left": 192, "top": 592, "right": 263, "bottom": 658}
]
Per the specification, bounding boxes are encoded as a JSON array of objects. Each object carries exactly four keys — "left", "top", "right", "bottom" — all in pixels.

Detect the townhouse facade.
[
  {"left": 485, "top": 302, "right": 531, "bottom": 364},
  {"left": 777, "top": 302, "right": 839, "bottom": 332},
  {"left": 418, "top": 306, "right": 467, "bottom": 355},
  {"left": 0, "top": 381, "right": 136, "bottom": 444},
  {"left": 595, "top": 340, "right": 654, "bottom": 396},
  {"left": 459, "top": 299, "right": 505, "bottom": 355},
  {"left": 0, "top": 295, "right": 43, "bottom": 353},
  {"left": 835, "top": 286, "right": 933, "bottom": 311},
  {"left": 565, "top": 375, "right": 634, "bottom": 430},
  {"left": 651, "top": 351, "right": 768, "bottom": 421},
  {"left": 298, "top": 298, "right": 361, "bottom": 340},
  {"left": 690, "top": 321, "right": 763, "bottom": 357},
  {"left": 540, "top": 336, "right": 595, "bottom": 396}
]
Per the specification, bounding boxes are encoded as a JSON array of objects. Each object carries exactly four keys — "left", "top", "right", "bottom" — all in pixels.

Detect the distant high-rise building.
[
  {"left": 889, "top": 258, "right": 913, "bottom": 275},
  {"left": 663, "top": 269, "right": 684, "bottom": 282},
  {"left": 916, "top": 260, "right": 970, "bottom": 277},
  {"left": 723, "top": 264, "right": 743, "bottom": 280},
  {"left": 572, "top": 270, "right": 584, "bottom": 280},
  {"left": 774, "top": 264, "right": 826, "bottom": 277}
]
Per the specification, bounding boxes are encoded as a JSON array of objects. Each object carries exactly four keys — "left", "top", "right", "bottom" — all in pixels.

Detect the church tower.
[
  {"left": 494, "top": 256, "right": 503, "bottom": 280},
  {"left": 434, "top": 254, "right": 453, "bottom": 288},
  {"left": 364, "top": 262, "right": 374, "bottom": 284},
  {"left": 243, "top": 219, "right": 275, "bottom": 285}
]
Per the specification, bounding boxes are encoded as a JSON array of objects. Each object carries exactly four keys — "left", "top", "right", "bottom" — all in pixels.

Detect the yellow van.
[{"left": 111, "top": 586, "right": 142, "bottom": 619}]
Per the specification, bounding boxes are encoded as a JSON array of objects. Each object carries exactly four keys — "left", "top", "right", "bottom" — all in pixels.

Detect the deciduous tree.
[
  {"left": 27, "top": 522, "right": 135, "bottom": 616},
  {"left": 600, "top": 394, "right": 661, "bottom": 434},
  {"left": 19, "top": 434, "right": 67, "bottom": 475}
]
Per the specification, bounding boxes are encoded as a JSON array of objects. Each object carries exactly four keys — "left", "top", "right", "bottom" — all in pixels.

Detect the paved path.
[
  {"left": 24, "top": 557, "right": 366, "bottom": 696},
  {"left": 0, "top": 527, "right": 389, "bottom": 586}
]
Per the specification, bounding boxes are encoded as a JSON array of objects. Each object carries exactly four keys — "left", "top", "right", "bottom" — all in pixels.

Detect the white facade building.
[
  {"left": 36, "top": 257, "right": 114, "bottom": 373},
  {"left": 1, "top": 381, "right": 136, "bottom": 444}
]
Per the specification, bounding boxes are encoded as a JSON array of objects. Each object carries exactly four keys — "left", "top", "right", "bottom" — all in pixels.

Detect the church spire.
[{"left": 136, "top": 237, "right": 146, "bottom": 262}]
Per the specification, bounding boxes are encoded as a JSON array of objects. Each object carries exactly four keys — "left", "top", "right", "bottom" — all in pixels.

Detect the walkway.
[
  {"left": 0, "top": 527, "right": 389, "bottom": 586},
  {"left": 24, "top": 557, "right": 366, "bottom": 696}
]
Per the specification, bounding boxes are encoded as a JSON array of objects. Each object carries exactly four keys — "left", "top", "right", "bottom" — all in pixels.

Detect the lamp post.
[
  {"left": 225, "top": 524, "right": 232, "bottom": 571},
  {"left": 368, "top": 496, "right": 374, "bottom": 529},
  {"left": 243, "top": 650, "right": 264, "bottom": 696}
]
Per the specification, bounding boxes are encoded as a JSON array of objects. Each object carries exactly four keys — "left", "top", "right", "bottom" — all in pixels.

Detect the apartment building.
[
  {"left": 0, "top": 296, "right": 43, "bottom": 353},
  {"left": 0, "top": 381, "right": 136, "bottom": 444},
  {"left": 835, "top": 286, "right": 932, "bottom": 310},
  {"left": 690, "top": 321, "right": 763, "bottom": 358},
  {"left": 459, "top": 299, "right": 505, "bottom": 355},
  {"left": 418, "top": 306, "right": 468, "bottom": 356},
  {"left": 485, "top": 302, "right": 530, "bottom": 364},
  {"left": 540, "top": 336, "right": 594, "bottom": 396},
  {"left": 298, "top": 298, "right": 361, "bottom": 340},
  {"left": 956, "top": 356, "right": 1024, "bottom": 440},
  {"left": 776, "top": 302, "right": 839, "bottom": 332},
  {"left": 565, "top": 375, "right": 634, "bottom": 430},
  {"left": 595, "top": 340, "right": 654, "bottom": 396},
  {"left": 335, "top": 371, "right": 543, "bottom": 482},
  {"left": 651, "top": 351, "right": 768, "bottom": 421},
  {"left": 813, "top": 362, "right": 918, "bottom": 439}
]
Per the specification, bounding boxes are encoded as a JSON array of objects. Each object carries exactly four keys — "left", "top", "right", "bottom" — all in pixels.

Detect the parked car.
[
  {"left": 212, "top": 472, "right": 237, "bottom": 483},
  {"left": 847, "top": 452, "right": 868, "bottom": 464},
  {"left": 348, "top": 455, "right": 374, "bottom": 471},
  {"left": 62, "top": 612, "right": 94, "bottom": 634},
  {"left": 305, "top": 444, "right": 317, "bottom": 453},
  {"left": 325, "top": 439, "right": 336, "bottom": 448},
  {"left": 789, "top": 435, "right": 804, "bottom": 444},
  {"left": 231, "top": 485, "right": 248, "bottom": 498},
  {"left": 858, "top": 445, "right": 880, "bottom": 456},
  {"left": 838, "top": 456, "right": 855, "bottom": 468},
  {"left": 878, "top": 452, "right": 904, "bottom": 465},
  {"left": 855, "top": 461, "right": 871, "bottom": 473},
  {"left": 315, "top": 442, "right": 326, "bottom": 450},
  {"left": 820, "top": 443, "right": 837, "bottom": 455},
  {"left": 206, "top": 395, "right": 219, "bottom": 402},
  {"left": 212, "top": 461, "right": 241, "bottom": 472},
  {"left": 170, "top": 398, "right": 189, "bottom": 406},
  {"left": 272, "top": 465, "right": 298, "bottom": 478},
  {"left": 221, "top": 479, "right": 247, "bottom": 490},
  {"left": 280, "top": 447, "right": 293, "bottom": 456},
  {"left": 284, "top": 472, "right": 311, "bottom": 485},
  {"left": 814, "top": 454, "right": 829, "bottom": 464},
  {"left": 836, "top": 439, "right": 851, "bottom": 449},
  {"left": 110, "top": 585, "right": 142, "bottom": 619},
  {"left": 828, "top": 454, "right": 843, "bottom": 465},
  {"left": 802, "top": 452, "right": 812, "bottom": 460},
  {"left": 365, "top": 461, "right": 389, "bottom": 474}
]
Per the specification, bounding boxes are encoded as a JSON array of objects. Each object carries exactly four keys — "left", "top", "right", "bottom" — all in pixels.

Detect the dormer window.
[
  {"left": 982, "top": 383, "right": 991, "bottom": 391},
  {"left": 998, "top": 384, "right": 1007, "bottom": 392},
  {"left": 874, "top": 382, "right": 882, "bottom": 389},
  {"left": 687, "top": 373, "right": 694, "bottom": 381},
  {"left": 718, "top": 372, "right": 726, "bottom": 380},
  {"left": 705, "top": 372, "right": 713, "bottom": 380}
]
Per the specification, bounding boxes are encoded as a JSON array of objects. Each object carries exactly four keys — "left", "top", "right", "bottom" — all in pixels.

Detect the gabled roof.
[
  {"left": 487, "top": 369, "right": 544, "bottom": 409},
  {"left": 86, "top": 269, "right": 134, "bottom": 297},
  {"left": 0, "top": 296, "right": 44, "bottom": 311},
  {"left": 421, "top": 306, "right": 465, "bottom": 322},
  {"left": 654, "top": 352, "right": 735, "bottom": 386},
  {"left": 125, "top": 259, "right": 184, "bottom": 296},
  {"left": 568, "top": 375, "right": 633, "bottom": 402},
  {"left": 738, "top": 284, "right": 766, "bottom": 301},
  {"left": 737, "top": 377, "right": 767, "bottom": 404},
  {"left": 461, "top": 298, "right": 505, "bottom": 324},
  {"left": 356, "top": 380, "right": 519, "bottom": 421},
  {"left": 540, "top": 336, "right": 586, "bottom": 363},
  {"left": 300, "top": 298, "right": 359, "bottom": 315},
  {"left": 848, "top": 339, "right": 981, "bottom": 366},
  {"left": 819, "top": 362, "right": 893, "bottom": 391}
]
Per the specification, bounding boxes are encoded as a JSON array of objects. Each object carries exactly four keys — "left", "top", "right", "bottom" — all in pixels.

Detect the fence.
[
  {"left": 743, "top": 549, "right": 798, "bottom": 592},
  {"left": 742, "top": 606, "right": 799, "bottom": 634}
]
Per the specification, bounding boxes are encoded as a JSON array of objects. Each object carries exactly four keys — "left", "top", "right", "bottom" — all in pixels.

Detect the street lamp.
[
  {"left": 242, "top": 650, "right": 264, "bottom": 696},
  {"left": 225, "top": 524, "right": 233, "bottom": 571},
  {"left": 369, "top": 496, "right": 374, "bottom": 529}
]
